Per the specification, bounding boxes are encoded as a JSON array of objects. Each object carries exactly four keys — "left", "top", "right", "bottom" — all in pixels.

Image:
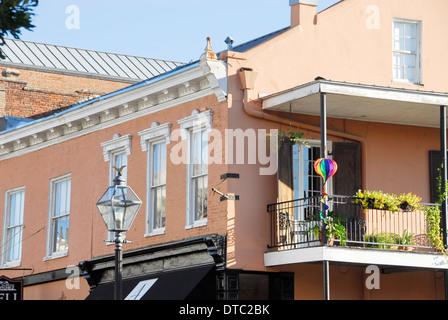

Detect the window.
[
  {"left": 393, "top": 19, "right": 421, "bottom": 84},
  {"left": 291, "top": 141, "right": 333, "bottom": 220},
  {"left": 190, "top": 128, "right": 208, "bottom": 224},
  {"left": 46, "top": 175, "right": 71, "bottom": 259},
  {"left": 139, "top": 122, "right": 171, "bottom": 236},
  {"left": 149, "top": 141, "right": 167, "bottom": 233},
  {"left": 101, "top": 134, "right": 132, "bottom": 182},
  {"left": 178, "top": 110, "right": 213, "bottom": 228},
  {"left": 1, "top": 188, "right": 25, "bottom": 267},
  {"left": 101, "top": 134, "right": 132, "bottom": 241}
]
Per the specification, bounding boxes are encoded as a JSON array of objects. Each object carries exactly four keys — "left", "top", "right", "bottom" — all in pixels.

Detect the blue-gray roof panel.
[{"left": 0, "top": 38, "right": 185, "bottom": 81}]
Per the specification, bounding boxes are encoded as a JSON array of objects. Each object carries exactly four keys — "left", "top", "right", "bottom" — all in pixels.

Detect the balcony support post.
[
  {"left": 441, "top": 105, "right": 448, "bottom": 247},
  {"left": 440, "top": 105, "right": 448, "bottom": 300},
  {"left": 321, "top": 92, "right": 330, "bottom": 301}
]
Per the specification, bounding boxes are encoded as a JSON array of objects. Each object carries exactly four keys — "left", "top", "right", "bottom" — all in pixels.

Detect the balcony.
[{"left": 265, "top": 195, "right": 448, "bottom": 270}]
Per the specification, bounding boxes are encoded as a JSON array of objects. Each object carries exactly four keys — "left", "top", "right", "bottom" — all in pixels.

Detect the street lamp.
[{"left": 96, "top": 168, "right": 142, "bottom": 300}]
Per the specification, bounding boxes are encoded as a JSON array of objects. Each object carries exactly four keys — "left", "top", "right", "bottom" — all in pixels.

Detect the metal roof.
[{"left": 0, "top": 38, "right": 185, "bottom": 82}]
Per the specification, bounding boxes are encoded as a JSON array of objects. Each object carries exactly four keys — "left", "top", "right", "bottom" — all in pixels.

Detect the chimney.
[{"left": 290, "top": 0, "right": 319, "bottom": 28}]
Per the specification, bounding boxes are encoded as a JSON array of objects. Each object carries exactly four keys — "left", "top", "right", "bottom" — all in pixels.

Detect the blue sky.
[{"left": 18, "top": 0, "right": 341, "bottom": 63}]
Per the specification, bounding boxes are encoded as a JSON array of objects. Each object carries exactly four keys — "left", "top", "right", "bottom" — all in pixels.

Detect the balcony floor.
[{"left": 264, "top": 246, "right": 448, "bottom": 270}]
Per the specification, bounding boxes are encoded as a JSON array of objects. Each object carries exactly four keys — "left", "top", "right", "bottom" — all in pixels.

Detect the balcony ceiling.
[{"left": 261, "top": 80, "right": 448, "bottom": 128}]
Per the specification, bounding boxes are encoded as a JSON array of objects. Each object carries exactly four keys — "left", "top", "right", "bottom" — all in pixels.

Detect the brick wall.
[{"left": 0, "top": 66, "right": 132, "bottom": 119}]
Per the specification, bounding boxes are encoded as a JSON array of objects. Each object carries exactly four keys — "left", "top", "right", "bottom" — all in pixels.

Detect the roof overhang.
[
  {"left": 0, "top": 58, "right": 227, "bottom": 161},
  {"left": 265, "top": 246, "right": 448, "bottom": 271},
  {"left": 262, "top": 80, "right": 448, "bottom": 128}
]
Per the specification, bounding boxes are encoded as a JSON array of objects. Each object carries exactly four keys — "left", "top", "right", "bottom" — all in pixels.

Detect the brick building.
[{"left": 0, "top": 38, "right": 184, "bottom": 122}]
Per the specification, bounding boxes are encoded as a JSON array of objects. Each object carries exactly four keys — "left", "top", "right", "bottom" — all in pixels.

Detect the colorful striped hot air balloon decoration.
[{"left": 314, "top": 158, "right": 338, "bottom": 221}]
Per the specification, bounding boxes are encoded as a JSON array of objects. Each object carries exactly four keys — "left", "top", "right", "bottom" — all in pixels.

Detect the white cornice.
[{"left": 0, "top": 60, "right": 227, "bottom": 161}]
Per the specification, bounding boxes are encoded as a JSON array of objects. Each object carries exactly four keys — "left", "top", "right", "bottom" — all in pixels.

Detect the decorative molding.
[
  {"left": 138, "top": 122, "right": 172, "bottom": 152},
  {"left": 64, "top": 122, "right": 81, "bottom": 135},
  {"left": 101, "top": 134, "right": 132, "bottom": 162},
  {"left": 30, "top": 133, "right": 45, "bottom": 146},
  {"left": 178, "top": 109, "right": 214, "bottom": 140}
]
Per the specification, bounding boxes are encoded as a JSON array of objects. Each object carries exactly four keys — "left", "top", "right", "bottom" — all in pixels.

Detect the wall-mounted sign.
[{"left": 0, "top": 276, "right": 23, "bottom": 301}]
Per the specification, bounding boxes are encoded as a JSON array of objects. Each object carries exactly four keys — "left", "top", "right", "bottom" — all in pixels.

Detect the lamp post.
[{"left": 96, "top": 169, "right": 142, "bottom": 300}]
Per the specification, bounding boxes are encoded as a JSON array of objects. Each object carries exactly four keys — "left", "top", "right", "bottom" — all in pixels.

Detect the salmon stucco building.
[{"left": 1, "top": 0, "right": 448, "bottom": 300}]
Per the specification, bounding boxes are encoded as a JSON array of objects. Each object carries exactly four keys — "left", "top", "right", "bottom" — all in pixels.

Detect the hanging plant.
[
  {"left": 353, "top": 190, "right": 401, "bottom": 213},
  {"left": 266, "top": 129, "right": 309, "bottom": 149}
]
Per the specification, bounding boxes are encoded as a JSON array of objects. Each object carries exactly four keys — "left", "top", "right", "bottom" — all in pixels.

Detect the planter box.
[{"left": 363, "top": 208, "right": 427, "bottom": 247}]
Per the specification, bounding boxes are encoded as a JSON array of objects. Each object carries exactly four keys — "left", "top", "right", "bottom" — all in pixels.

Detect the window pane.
[
  {"left": 393, "top": 38, "right": 402, "bottom": 51},
  {"left": 152, "top": 142, "right": 167, "bottom": 186},
  {"left": 292, "top": 145, "right": 300, "bottom": 200},
  {"left": 55, "top": 180, "right": 70, "bottom": 217},
  {"left": 404, "top": 67, "right": 415, "bottom": 83},
  {"left": 393, "top": 22, "right": 404, "bottom": 38},
  {"left": 152, "top": 143, "right": 161, "bottom": 186},
  {"left": 152, "top": 186, "right": 166, "bottom": 229},
  {"left": 405, "top": 38, "right": 416, "bottom": 53},
  {"left": 160, "top": 143, "right": 167, "bottom": 185},
  {"left": 201, "top": 130, "right": 208, "bottom": 174},
  {"left": 192, "top": 129, "right": 208, "bottom": 176},
  {"left": 405, "top": 54, "right": 416, "bottom": 67},
  {"left": 404, "top": 23, "right": 416, "bottom": 38},
  {"left": 193, "top": 176, "right": 207, "bottom": 221},
  {"left": 192, "top": 131, "right": 202, "bottom": 176},
  {"left": 6, "top": 226, "right": 22, "bottom": 262},
  {"left": 394, "top": 64, "right": 403, "bottom": 79},
  {"left": 114, "top": 152, "right": 127, "bottom": 180},
  {"left": 303, "top": 146, "right": 322, "bottom": 198},
  {"left": 16, "top": 192, "right": 24, "bottom": 225},
  {"left": 53, "top": 216, "right": 69, "bottom": 252}
]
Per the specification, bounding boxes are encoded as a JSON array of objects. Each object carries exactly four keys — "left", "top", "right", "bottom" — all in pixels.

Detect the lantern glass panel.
[{"left": 97, "top": 185, "right": 142, "bottom": 232}]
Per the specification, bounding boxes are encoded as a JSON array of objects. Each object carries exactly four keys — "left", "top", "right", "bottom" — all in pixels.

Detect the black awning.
[{"left": 86, "top": 264, "right": 216, "bottom": 300}]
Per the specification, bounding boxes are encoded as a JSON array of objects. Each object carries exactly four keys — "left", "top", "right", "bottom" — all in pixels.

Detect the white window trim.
[
  {"left": 101, "top": 134, "right": 132, "bottom": 163},
  {"left": 138, "top": 122, "right": 172, "bottom": 237},
  {"left": 178, "top": 109, "right": 213, "bottom": 229},
  {"left": 44, "top": 174, "right": 71, "bottom": 261},
  {"left": 1, "top": 187, "right": 25, "bottom": 268},
  {"left": 178, "top": 109, "right": 213, "bottom": 141},
  {"left": 392, "top": 18, "right": 422, "bottom": 85}
]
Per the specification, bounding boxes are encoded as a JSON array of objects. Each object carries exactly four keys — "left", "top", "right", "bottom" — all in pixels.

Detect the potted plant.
[
  {"left": 308, "top": 215, "right": 347, "bottom": 246},
  {"left": 398, "top": 193, "right": 423, "bottom": 211},
  {"left": 399, "top": 229, "right": 415, "bottom": 251},
  {"left": 365, "top": 232, "right": 400, "bottom": 249}
]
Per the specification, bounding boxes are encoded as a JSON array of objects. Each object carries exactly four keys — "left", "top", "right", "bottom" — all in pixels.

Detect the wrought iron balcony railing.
[{"left": 267, "top": 195, "right": 440, "bottom": 252}]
